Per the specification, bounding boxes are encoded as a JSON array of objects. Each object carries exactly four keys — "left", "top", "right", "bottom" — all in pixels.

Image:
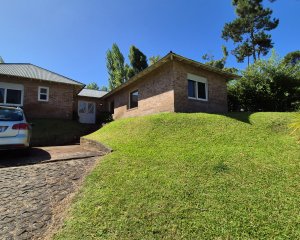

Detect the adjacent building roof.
[
  {"left": 78, "top": 88, "right": 108, "bottom": 98},
  {"left": 0, "top": 63, "right": 84, "bottom": 86},
  {"left": 102, "top": 52, "right": 239, "bottom": 99}
]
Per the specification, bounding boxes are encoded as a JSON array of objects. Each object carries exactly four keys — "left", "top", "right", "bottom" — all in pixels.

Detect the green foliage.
[
  {"left": 125, "top": 63, "right": 135, "bottom": 80},
  {"left": 106, "top": 43, "right": 127, "bottom": 90},
  {"left": 222, "top": 0, "right": 279, "bottom": 63},
  {"left": 0, "top": 56, "right": 4, "bottom": 63},
  {"left": 129, "top": 45, "right": 148, "bottom": 74},
  {"left": 149, "top": 55, "right": 161, "bottom": 65},
  {"left": 228, "top": 51, "right": 300, "bottom": 111},
  {"left": 284, "top": 50, "right": 300, "bottom": 66},
  {"left": 55, "top": 112, "right": 300, "bottom": 239},
  {"left": 86, "top": 82, "right": 99, "bottom": 90},
  {"left": 202, "top": 45, "right": 229, "bottom": 69},
  {"left": 100, "top": 86, "right": 108, "bottom": 91}
]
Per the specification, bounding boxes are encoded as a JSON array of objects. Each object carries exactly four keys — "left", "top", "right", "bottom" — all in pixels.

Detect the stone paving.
[{"left": 0, "top": 156, "right": 99, "bottom": 240}]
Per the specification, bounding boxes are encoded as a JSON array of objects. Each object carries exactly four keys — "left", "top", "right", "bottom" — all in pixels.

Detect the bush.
[
  {"left": 228, "top": 51, "right": 300, "bottom": 112},
  {"left": 97, "top": 111, "right": 113, "bottom": 124}
]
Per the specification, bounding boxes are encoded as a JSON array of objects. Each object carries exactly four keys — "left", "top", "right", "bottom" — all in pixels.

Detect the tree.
[
  {"left": 129, "top": 46, "right": 148, "bottom": 74},
  {"left": 228, "top": 50, "right": 300, "bottom": 111},
  {"left": 222, "top": 0, "right": 279, "bottom": 64},
  {"left": 86, "top": 82, "right": 99, "bottom": 90},
  {"left": 284, "top": 51, "right": 300, "bottom": 66},
  {"left": 202, "top": 46, "right": 239, "bottom": 74},
  {"left": 149, "top": 55, "right": 161, "bottom": 65},
  {"left": 202, "top": 45, "right": 228, "bottom": 69},
  {"left": 106, "top": 43, "right": 127, "bottom": 90},
  {"left": 0, "top": 56, "right": 4, "bottom": 63},
  {"left": 100, "top": 86, "right": 108, "bottom": 91}
]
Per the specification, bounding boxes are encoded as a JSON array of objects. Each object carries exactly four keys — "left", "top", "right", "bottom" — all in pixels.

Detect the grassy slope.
[{"left": 55, "top": 112, "right": 300, "bottom": 239}]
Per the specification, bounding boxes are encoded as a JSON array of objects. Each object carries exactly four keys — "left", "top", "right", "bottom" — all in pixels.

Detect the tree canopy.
[
  {"left": 149, "top": 56, "right": 161, "bottom": 65},
  {"left": 228, "top": 51, "right": 300, "bottom": 111},
  {"left": 129, "top": 46, "right": 148, "bottom": 74},
  {"left": 86, "top": 82, "right": 100, "bottom": 90},
  {"left": 222, "top": 0, "right": 279, "bottom": 64},
  {"left": 283, "top": 50, "right": 300, "bottom": 66},
  {"left": 106, "top": 43, "right": 127, "bottom": 90}
]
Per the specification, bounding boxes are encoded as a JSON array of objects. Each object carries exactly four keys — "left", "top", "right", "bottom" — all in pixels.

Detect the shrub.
[{"left": 228, "top": 51, "right": 300, "bottom": 112}]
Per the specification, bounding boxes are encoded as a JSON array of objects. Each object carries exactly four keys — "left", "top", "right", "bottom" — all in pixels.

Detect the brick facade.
[
  {"left": 105, "top": 59, "right": 229, "bottom": 120},
  {"left": 0, "top": 75, "right": 81, "bottom": 119},
  {"left": 173, "top": 61, "right": 228, "bottom": 113},
  {"left": 106, "top": 62, "right": 175, "bottom": 119}
]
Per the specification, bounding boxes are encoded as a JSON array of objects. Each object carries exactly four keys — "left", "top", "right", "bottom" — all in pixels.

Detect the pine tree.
[{"left": 222, "top": 0, "right": 279, "bottom": 63}]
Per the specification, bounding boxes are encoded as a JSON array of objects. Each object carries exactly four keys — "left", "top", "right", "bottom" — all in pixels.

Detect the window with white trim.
[
  {"left": 38, "top": 87, "right": 49, "bottom": 102},
  {"left": 0, "top": 82, "right": 24, "bottom": 106},
  {"left": 187, "top": 73, "right": 208, "bottom": 101}
]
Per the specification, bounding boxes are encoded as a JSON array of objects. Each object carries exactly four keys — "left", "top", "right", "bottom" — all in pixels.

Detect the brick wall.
[
  {"left": 0, "top": 75, "right": 79, "bottom": 119},
  {"left": 106, "top": 62, "right": 175, "bottom": 119},
  {"left": 173, "top": 61, "right": 228, "bottom": 113}
]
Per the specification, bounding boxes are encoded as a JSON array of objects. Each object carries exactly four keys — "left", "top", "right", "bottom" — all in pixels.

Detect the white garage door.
[{"left": 78, "top": 101, "right": 96, "bottom": 124}]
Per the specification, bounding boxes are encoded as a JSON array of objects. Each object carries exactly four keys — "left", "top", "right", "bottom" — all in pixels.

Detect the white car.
[{"left": 0, "top": 106, "right": 32, "bottom": 150}]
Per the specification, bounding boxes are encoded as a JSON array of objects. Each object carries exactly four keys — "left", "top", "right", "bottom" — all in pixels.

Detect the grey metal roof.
[
  {"left": 78, "top": 88, "right": 108, "bottom": 98},
  {"left": 0, "top": 63, "right": 84, "bottom": 86}
]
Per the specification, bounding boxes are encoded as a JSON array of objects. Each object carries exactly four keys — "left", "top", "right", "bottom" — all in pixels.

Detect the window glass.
[
  {"left": 79, "top": 102, "right": 86, "bottom": 113},
  {"left": 6, "top": 89, "right": 22, "bottom": 104},
  {"left": 188, "top": 80, "right": 196, "bottom": 98},
  {"left": 0, "top": 88, "right": 4, "bottom": 103},
  {"left": 197, "top": 82, "right": 206, "bottom": 99},
  {"left": 129, "top": 90, "right": 138, "bottom": 109},
  {"left": 110, "top": 101, "right": 114, "bottom": 114},
  {"left": 88, "top": 103, "right": 94, "bottom": 114},
  {"left": 0, "top": 109, "right": 23, "bottom": 121},
  {"left": 39, "top": 94, "right": 47, "bottom": 100},
  {"left": 40, "top": 88, "right": 47, "bottom": 94}
]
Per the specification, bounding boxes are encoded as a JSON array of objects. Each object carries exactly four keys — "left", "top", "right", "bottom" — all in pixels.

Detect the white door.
[{"left": 78, "top": 101, "right": 96, "bottom": 124}]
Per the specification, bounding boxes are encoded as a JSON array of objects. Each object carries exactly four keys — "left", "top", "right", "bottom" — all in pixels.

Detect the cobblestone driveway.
[{"left": 0, "top": 147, "right": 102, "bottom": 240}]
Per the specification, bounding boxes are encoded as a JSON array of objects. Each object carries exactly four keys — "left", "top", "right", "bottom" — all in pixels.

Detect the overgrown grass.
[{"left": 54, "top": 112, "right": 300, "bottom": 239}]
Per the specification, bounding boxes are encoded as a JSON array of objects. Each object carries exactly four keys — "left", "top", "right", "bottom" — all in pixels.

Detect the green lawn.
[
  {"left": 30, "top": 119, "right": 99, "bottom": 146},
  {"left": 54, "top": 112, "right": 300, "bottom": 239}
]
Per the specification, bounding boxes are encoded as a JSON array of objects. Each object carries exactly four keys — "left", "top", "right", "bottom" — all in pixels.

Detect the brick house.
[
  {"left": 0, "top": 64, "right": 107, "bottom": 123},
  {"left": 103, "top": 52, "right": 238, "bottom": 119}
]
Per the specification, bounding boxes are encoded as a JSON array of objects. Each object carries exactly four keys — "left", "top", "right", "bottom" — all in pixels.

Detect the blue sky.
[{"left": 0, "top": 0, "right": 299, "bottom": 87}]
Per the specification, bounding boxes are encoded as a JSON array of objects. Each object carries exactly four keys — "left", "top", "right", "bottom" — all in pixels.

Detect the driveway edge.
[{"left": 80, "top": 137, "right": 112, "bottom": 154}]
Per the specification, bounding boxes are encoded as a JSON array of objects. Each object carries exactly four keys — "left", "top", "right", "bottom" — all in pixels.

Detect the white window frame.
[
  {"left": 0, "top": 82, "right": 24, "bottom": 106},
  {"left": 38, "top": 86, "right": 49, "bottom": 102},
  {"left": 128, "top": 89, "right": 139, "bottom": 109},
  {"left": 187, "top": 73, "right": 208, "bottom": 101}
]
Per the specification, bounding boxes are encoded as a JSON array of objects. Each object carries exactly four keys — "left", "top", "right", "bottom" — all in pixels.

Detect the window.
[
  {"left": 187, "top": 73, "right": 208, "bottom": 101},
  {"left": 6, "top": 89, "right": 22, "bottom": 104},
  {"left": 38, "top": 87, "right": 49, "bottom": 102},
  {"left": 0, "top": 88, "right": 4, "bottom": 103},
  {"left": 109, "top": 101, "right": 114, "bottom": 114},
  {"left": 129, "top": 90, "right": 138, "bottom": 109},
  {"left": 0, "top": 83, "right": 24, "bottom": 106}
]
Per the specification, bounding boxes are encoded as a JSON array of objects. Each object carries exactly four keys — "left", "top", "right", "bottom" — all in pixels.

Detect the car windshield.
[{"left": 0, "top": 109, "right": 24, "bottom": 121}]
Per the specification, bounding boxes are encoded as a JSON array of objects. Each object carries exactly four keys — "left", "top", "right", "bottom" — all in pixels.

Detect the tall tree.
[
  {"left": 149, "top": 55, "right": 161, "bottom": 65},
  {"left": 129, "top": 46, "right": 148, "bottom": 74},
  {"left": 0, "top": 56, "right": 4, "bottom": 63},
  {"left": 202, "top": 45, "right": 228, "bottom": 69},
  {"left": 100, "top": 86, "right": 108, "bottom": 91},
  {"left": 222, "top": 0, "right": 279, "bottom": 64},
  {"left": 106, "top": 43, "right": 127, "bottom": 90},
  {"left": 86, "top": 82, "right": 99, "bottom": 90},
  {"left": 283, "top": 50, "right": 300, "bottom": 66}
]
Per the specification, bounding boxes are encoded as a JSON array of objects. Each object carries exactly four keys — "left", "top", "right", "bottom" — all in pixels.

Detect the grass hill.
[{"left": 55, "top": 112, "right": 300, "bottom": 239}]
